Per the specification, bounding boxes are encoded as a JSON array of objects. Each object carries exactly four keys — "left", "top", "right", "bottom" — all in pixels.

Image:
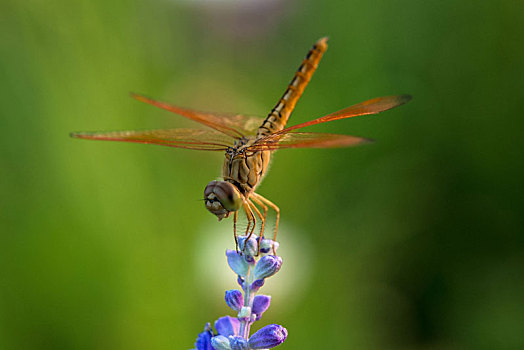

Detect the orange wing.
[
  {"left": 274, "top": 95, "right": 411, "bottom": 135},
  {"left": 131, "top": 93, "right": 263, "bottom": 138},
  {"left": 70, "top": 128, "right": 233, "bottom": 151},
  {"left": 247, "top": 132, "right": 372, "bottom": 151},
  {"left": 249, "top": 94, "right": 411, "bottom": 151}
]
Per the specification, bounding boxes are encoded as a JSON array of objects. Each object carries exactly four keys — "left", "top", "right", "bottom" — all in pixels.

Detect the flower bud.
[
  {"left": 225, "top": 290, "right": 244, "bottom": 311},
  {"left": 248, "top": 324, "right": 288, "bottom": 349},
  {"left": 259, "top": 238, "right": 274, "bottom": 255},
  {"left": 252, "top": 295, "right": 271, "bottom": 320},
  {"left": 253, "top": 255, "right": 282, "bottom": 280},
  {"left": 211, "top": 335, "right": 231, "bottom": 350},
  {"left": 226, "top": 250, "right": 248, "bottom": 277},
  {"left": 238, "top": 235, "right": 258, "bottom": 257}
]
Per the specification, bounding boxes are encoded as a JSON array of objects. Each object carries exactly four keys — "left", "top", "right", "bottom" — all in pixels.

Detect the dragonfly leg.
[
  {"left": 251, "top": 196, "right": 268, "bottom": 236},
  {"left": 248, "top": 198, "right": 265, "bottom": 255},
  {"left": 242, "top": 201, "right": 257, "bottom": 251},
  {"left": 251, "top": 196, "right": 269, "bottom": 255},
  {"left": 252, "top": 193, "right": 280, "bottom": 255},
  {"left": 233, "top": 211, "right": 239, "bottom": 253},
  {"left": 248, "top": 199, "right": 265, "bottom": 236}
]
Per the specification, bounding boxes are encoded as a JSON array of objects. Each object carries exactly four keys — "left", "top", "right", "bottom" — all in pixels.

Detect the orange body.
[{"left": 223, "top": 38, "right": 328, "bottom": 194}]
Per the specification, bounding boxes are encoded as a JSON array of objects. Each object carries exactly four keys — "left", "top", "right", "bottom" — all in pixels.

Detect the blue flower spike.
[
  {"left": 253, "top": 255, "right": 282, "bottom": 280},
  {"left": 225, "top": 290, "right": 244, "bottom": 311},
  {"left": 248, "top": 324, "right": 288, "bottom": 349},
  {"left": 193, "top": 234, "right": 286, "bottom": 348}
]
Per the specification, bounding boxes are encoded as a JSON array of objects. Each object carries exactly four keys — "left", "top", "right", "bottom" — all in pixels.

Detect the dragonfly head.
[{"left": 204, "top": 180, "right": 243, "bottom": 221}]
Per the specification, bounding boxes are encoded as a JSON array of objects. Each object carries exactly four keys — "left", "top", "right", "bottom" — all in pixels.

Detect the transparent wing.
[
  {"left": 268, "top": 95, "right": 412, "bottom": 136},
  {"left": 249, "top": 94, "right": 410, "bottom": 151},
  {"left": 131, "top": 93, "right": 264, "bottom": 138},
  {"left": 247, "top": 132, "right": 372, "bottom": 151},
  {"left": 70, "top": 128, "right": 233, "bottom": 151}
]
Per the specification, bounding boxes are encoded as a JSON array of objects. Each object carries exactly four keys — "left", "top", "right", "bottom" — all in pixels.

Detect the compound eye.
[
  {"left": 204, "top": 181, "right": 242, "bottom": 217},
  {"left": 216, "top": 183, "right": 242, "bottom": 212}
]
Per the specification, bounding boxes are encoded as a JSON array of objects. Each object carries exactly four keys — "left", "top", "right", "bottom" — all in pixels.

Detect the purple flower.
[
  {"left": 252, "top": 295, "right": 271, "bottom": 320},
  {"left": 193, "top": 323, "right": 214, "bottom": 350},
  {"left": 215, "top": 316, "right": 240, "bottom": 337},
  {"left": 248, "top": 324, "right": 288, "bottom": 349},
  {"left": 193, "top": 238, "right": 285, "bottom": 348},
  {"left": 253, "top": 255, "right": 282, "bottom": 280},
  {"left": 225, "top": 290, "right": 244, "bottom": 311}
]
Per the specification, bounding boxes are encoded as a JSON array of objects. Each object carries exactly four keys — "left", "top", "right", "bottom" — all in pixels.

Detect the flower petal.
[
  {"left": 250, "top": 279, "right": 265, "bottom": 293},
  {"left": 215, "top": 316, "right": 240, "bottom": 337},
  {"left": 194, "top": 323, "right": 214, "bottom": 350},
  {"left": 226, "top": 250, "right": 248, "bottom": 277},
  {"left": 252, "top": 295, "right": 271, "bottom": 320}
]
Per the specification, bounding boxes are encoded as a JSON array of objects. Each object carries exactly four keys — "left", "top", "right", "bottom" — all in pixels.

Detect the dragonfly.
[{"left": 71, "top": 37, "right": 411, "bottom": 253}]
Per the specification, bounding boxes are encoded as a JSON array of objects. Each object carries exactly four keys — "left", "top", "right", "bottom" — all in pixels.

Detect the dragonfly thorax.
[{"left": 222, "top": 135, "right": 272, "bottom": 195}]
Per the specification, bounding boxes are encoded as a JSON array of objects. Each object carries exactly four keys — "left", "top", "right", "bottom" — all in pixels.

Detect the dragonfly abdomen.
[{"left": 256, "top": 37, "right": 328, "bottom": 138}]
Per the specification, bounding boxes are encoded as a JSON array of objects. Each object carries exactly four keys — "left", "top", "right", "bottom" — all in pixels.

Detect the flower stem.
[{"left": 240, "top": 264, "right": 255, "bottom": 339}]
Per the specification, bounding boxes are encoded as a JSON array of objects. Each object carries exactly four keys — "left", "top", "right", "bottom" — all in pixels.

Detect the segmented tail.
[{"left": 257, "top": 37, "right": 328, "bottom": 138}]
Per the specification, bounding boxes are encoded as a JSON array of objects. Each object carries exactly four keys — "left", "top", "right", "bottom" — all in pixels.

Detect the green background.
[{"left": 1, "top": 0, "right": 523, "bottom": 349}]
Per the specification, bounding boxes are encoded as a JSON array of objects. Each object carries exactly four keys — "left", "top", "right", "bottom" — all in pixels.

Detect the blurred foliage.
[{"left": 1, "top": 0, "right": 523, "bottom": 349}]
